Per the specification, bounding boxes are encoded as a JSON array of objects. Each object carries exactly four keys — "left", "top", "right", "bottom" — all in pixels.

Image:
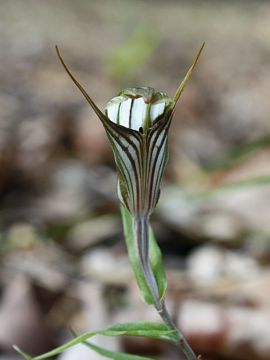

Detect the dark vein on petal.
[
  {"left": 148, "top": 129, "right": 169, "bottom": 210},
  {"left": 108, "top": 135, "right": 135, "bottom": 210},
  {"left": 129, "top": 99, "right": 134, "bottom": 129}
]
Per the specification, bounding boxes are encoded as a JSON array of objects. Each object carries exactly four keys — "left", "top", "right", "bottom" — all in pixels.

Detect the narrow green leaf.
[
  {"left": 101, "top": 322, "right": 177, "bottom": 341},
  {"left": 14, "top": 322, "right": 177, "bottom": 360},
  {"left": 82, "top": 341, "right": 154, "bottom": 360},
  {"left": 25, "top": 330, "right": 95, "bottom": 360},
  {"left": 13, "top": 346, "right": 33, "bottom": 360},
  {"left": 71, "top": 327, "right": 156, "bottom": 360},
  {"left": 120, "top": 205, "right": 167, "bottom": 305}
]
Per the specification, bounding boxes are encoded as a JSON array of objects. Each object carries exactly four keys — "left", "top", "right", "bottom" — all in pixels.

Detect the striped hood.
[
  {"left": 55, "top": 44, "right": 204, "bottom": 217},
  {"left": 104, "top": 87, "right": 174, "bottom": 216}
]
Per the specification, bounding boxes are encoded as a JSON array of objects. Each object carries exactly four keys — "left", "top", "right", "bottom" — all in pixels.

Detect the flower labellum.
[{"left": 105, "top": 87, "right": 173, "bottom": 132}]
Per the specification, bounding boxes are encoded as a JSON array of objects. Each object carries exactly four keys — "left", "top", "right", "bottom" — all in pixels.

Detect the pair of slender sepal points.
[{"left": 55, "top": 43, "right": 204, "bottom": 218}]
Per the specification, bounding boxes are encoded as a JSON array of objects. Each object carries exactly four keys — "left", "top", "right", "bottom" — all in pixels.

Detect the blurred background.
[{"left": 1, "top": 0, "right": 270, "bottom": 359}]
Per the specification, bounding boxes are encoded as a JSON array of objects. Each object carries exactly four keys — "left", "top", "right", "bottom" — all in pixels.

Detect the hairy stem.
[{"left": 134, "top": 217, "right": 197, "bottom": 360}]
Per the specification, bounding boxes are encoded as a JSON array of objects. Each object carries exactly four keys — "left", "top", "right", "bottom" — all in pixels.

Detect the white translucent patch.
[
  {"left": 130, "top": 97, "right": 147, "bottom": 130},
  {"left": 107, "top": 95, "right": 168, "bottom": 131},
  {"left": 150, "top": 102, "right": 165, "bottom": 122},
  {"left": 119, "top": 98, "right": 132, "bottom": 128},
  {"left": 107, "top": 102, "right": 120, "bottom": 124}
]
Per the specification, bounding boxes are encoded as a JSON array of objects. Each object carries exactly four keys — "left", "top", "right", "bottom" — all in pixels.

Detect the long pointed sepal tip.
[
  {"left": 55, "top": 45, "right": 107, "bottom": 123},
  {"left": 173, "top": 42, "right": 205, "bottom": 105}
]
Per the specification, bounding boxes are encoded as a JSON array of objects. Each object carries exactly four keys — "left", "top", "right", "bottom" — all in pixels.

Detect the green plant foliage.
[
  {"left": 15, "top": 45, "right": 204, "bottom": 360},
  {"left": 14, "top": 322, "right": 177, "bottom": 360},
  {"left": 81, "top": 340, "right": 154, "bottom": 360},
  {"left": 13, "top": 347, "right": 32, "bottom": 360},
  {"left": 99, "top": 322, "right": 177, "bottom": 340},
  {"left": 121, "top": 205, "right": 167, "bottom": 305}
]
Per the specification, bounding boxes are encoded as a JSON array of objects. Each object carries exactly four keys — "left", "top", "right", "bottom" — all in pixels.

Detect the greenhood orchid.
[
  {"left": 55, "top": 44, "right": 204, "bottom": 360},
  {"left": 55, "top": 45, "right": 204, "bottom": 219}
]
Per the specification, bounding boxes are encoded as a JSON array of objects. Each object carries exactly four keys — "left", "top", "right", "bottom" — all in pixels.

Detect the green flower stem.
[
  {"left": 134, "top": 217, "right": 197, "bottom": 360},
  {"left": 158, "top": 302, "right": 197, "bottom": 360},
  {"left": 134, "top": 217, "right": 161, "bottom": 305}
]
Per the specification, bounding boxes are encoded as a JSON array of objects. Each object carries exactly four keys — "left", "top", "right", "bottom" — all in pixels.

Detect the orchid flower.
[{"left": 56, "top": 44, "right": 204, "bottom": 360}]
